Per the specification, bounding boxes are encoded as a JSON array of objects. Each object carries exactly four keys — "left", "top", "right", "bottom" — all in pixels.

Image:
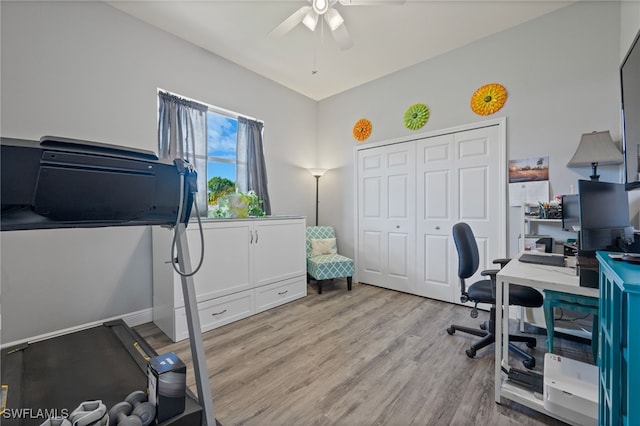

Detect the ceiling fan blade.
[
  {"left": 338, "top": 0, "right": 405, "bottom": 5},
  {"left": 270, "top": 6, "right": 312, "bottom": 37},
  {"left": 330, "top": 22, "right": 354, "bottom": 50},
  {"left": 324, "top": 8, "right": 344, "bottom": 31},
  {"left": 302, "top": 10, "right": 320, "bottom": 31}
]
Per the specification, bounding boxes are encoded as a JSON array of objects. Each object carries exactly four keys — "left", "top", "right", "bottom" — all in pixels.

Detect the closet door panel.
[
  {"left": 416, "top": 134, "right": 455, "bottom": 300},
  {"left": 362, "top": 230, "right": 382, "bottom": 274},
  {"left": 357, "top": 143, "right": 415, "bottom": 293},
  {"left": 453, "top": 126, "right": 503, "bottom": 305},
  {"left": 459, "top": 166, "right": 488, "bottom": 220}
]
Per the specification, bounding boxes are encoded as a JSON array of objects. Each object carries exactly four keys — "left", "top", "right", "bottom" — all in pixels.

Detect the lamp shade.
[
  {"left": 308, "top": 168, "right": 328, "bottom": 177},
  {"left": 567, "top": 131, "right": 623, "bottom": 167}
]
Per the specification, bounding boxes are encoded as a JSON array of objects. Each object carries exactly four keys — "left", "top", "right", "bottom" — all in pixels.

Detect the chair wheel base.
[
  {"left": 446, "top": 328, "right": 455, "bottom": 335},
  {"left": 526, "top": 341, "right": 536, "bottom": 348},
  {"left": 466, "top": 348, "right": 476, "bottom": 358},
  {"left": 523, "top": 358, "right": 535, "bottom": 369}
]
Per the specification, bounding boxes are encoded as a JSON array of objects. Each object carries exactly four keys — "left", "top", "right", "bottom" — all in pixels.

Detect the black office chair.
[{"left": 447, "top": 222, "right": 543, "bottom": 369}]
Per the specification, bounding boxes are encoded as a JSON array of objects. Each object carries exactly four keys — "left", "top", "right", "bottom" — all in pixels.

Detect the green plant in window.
[
  {"left": 210, "top": 190, "right": 264, "bottom": 218},
  {"left": 208, "top": 176, "right": 236, "bottom": 206}
]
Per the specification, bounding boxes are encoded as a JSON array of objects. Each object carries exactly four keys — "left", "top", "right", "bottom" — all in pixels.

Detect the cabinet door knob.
[
  {"left": 396, "top": 225, "right": 400, "bottom": 229},
  {"left": 435, "top": 226, "right": 440, "bottom": 230},
  {"left": 250, "top": 231, "right": 253, "bottom": 244},
  {"left": 255, "top": 230, "right": 259, "bottom": 243}
]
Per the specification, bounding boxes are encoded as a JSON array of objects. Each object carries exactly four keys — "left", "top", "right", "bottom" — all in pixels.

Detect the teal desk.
[{"left": 542, "top": 289, "right": 598, "bottom": 360}]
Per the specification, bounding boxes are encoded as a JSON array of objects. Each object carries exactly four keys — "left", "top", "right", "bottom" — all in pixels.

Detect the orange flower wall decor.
[
  {"left": 353, "top": 118, "right": 372, "bottom": 142},
  {"left": 471, "top": 83, "right": 507, "bottom": 116}
]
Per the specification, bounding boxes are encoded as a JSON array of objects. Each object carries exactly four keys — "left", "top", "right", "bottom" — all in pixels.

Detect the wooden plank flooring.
[{"left": 136, "top": 280, "right": 591, "bottom": 425}]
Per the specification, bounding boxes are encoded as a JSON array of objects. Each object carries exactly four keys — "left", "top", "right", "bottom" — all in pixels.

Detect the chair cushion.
[
  {"left": 468, "top": 279, "right": 543, "bottom": 307},
  {"left": 306, "top": 226, "right": 336, "bottom": 257},
  {"left": 307, "top": 254, "right": 354, "bottom": 281},
  {"left": 310, "top": 238, "right": 337, "bottom": 256}
]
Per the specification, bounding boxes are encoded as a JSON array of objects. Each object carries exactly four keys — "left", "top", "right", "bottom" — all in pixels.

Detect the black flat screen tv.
[
  {"left": 578, "top": 180, "right": 634, "bottom": 252},
  {"left": 621, "top": 28, "right": 640, "bottom": 190}
]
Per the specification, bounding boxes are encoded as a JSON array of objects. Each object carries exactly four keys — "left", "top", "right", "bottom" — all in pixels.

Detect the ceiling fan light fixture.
[
  {"left": 302, "top": 11, "right": 319, "bottom": 31},
  {"left": 312, "top": 0, "right": 330, "bottom": 15},
  {"left": 324, "top": 8, "right": 344, "bottom": 31}
]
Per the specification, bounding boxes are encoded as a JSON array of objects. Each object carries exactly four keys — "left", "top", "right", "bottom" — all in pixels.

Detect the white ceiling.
[{"left": 107, "top": 0, "right": 574, "bottom": 101}]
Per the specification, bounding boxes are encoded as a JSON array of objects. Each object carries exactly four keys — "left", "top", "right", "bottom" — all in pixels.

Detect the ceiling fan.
[{"left": 270, "top": 0, "right": 404, "bottom": 51}]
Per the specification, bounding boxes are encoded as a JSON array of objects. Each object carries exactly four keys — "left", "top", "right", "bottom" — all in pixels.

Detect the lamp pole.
[
  {"left": 315, "top": 175, "right": 321, "bottom": 226},
  {"left": 308, "top": 168, "right": 328, "bottom": 226}
]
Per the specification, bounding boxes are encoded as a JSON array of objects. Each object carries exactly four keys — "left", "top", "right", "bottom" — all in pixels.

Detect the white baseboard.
[{"left": 0, "top": 308, "right": 153, "bottom": 350}]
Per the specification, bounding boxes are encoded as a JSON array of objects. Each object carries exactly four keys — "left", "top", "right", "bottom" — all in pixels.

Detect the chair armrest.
[
  {"left": 481, "top": 268, "right": 501, "bottom": 300},
  {"left": 493, "top": 258, "right": 511, "bottom": 269},
  {"left": 480, "top": 269, "right": 501, "bottom": 279}
]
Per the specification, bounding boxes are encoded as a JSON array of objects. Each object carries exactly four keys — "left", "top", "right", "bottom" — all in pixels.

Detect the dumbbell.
[
  {"left": 68, "top": 400, "right": 109, "bottom": 426},
  {"left": 108, "top": 391, "right": 155, "bottom": 426}
]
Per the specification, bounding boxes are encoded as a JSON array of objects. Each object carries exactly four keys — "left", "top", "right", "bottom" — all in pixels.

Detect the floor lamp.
[{"left": 308, "top": 168, "right": 327, "bottom": 226}]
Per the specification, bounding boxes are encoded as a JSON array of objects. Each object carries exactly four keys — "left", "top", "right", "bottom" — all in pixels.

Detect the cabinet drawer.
[
  {"left": 255, "top": 276, "right": 306, "bottom": 313},
  {"left": 174, "top": 290, "right": 254, "bottom": 341}
]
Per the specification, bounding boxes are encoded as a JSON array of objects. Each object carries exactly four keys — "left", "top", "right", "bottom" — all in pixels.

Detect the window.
[
  {"left": 158, "top": 89, "right": 269, "bottom": 218},
  {"left": 206, "top": 110, "right": 238, "bottom": 208}
]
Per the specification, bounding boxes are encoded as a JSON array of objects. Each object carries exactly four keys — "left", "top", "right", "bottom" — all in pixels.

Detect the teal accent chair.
[{"left": 306, "top": 226, "right": 354, "bottom": 294}]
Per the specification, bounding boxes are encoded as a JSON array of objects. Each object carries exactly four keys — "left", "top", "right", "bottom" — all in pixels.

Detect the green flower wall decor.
[{"left": 404, "top": 103, "right": 430, "bottom": 130}]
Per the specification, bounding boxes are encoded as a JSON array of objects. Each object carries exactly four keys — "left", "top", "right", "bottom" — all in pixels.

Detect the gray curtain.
[
  {"left": 158, "top": 92, "right": 208, "bottom": 216},
  {"left": 237, "top": 116, "right": 271, "bottom": 215}
]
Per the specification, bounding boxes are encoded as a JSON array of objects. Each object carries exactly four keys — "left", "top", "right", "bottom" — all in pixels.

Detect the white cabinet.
[{"left": 152, "top": 217, "right": 307, "bottom": 342}]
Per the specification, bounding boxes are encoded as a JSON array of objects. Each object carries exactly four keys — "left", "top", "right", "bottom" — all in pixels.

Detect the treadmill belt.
[
  {"left": 3, "top": 326, "right": 147, "bottom": 426},
  {"left": 1, "top": 321, "right": 202, "bottom": 426},
  {"left": 22, "top": 326, "right": 146, "bottom": 410}
]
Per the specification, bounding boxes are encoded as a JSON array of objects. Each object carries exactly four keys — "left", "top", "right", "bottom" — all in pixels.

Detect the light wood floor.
[{"left": 136, "top": 280, "right": 592, "bottom": 426}]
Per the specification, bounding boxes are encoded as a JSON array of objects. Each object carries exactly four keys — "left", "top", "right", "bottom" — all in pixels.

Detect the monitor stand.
[{"left": 577, "top": 253, "right": 599, "bottom": 288}]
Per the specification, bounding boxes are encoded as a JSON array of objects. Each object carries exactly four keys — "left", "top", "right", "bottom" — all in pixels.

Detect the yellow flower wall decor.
[
  {"left": 470, "top": 83, "right": 507, "bottom": 116},
  {"left": 404, "top": 103, "right": 430, "bottom": 130},
  {"left": 353, "top": 118, "right": 372, "bottom": 142}
]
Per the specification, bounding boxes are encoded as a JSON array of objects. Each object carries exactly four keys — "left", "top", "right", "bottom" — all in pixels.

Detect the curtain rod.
[{"left": 158, "top": 89, "right": 263, "bottom": 124}]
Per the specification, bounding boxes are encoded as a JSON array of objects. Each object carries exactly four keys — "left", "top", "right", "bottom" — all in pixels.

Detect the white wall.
[
  {"left": 316, "top": 1, "right": 624, "bottom": 259},
  {"left": 0, "top": 1, "right": 317, "bottom": 343},
  {"left": 1, "top": 0, "right": 636, "bottom": 343}
]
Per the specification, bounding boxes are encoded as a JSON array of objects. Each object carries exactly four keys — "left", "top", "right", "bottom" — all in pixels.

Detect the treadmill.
[{"left": 1, "top": 136, "right": 216, "bottom": 426}]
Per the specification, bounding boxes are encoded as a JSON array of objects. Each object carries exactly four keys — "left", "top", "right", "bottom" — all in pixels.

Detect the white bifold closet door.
[
  {"left": 415, "top": 125, "right": 502, "bottom": 303},
  {"left": 357, "top": 122, "right": 505, "bottom": 304},
  {"left": 357, "top": 142, "right": 416, "bottom": 294}
]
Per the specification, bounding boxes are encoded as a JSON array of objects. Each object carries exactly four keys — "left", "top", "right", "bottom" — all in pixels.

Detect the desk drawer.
[{"left": 255, "top": 276, "right": 306, "bottom": 313}]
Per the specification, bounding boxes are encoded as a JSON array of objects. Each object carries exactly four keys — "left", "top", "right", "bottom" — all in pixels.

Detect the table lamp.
[{"left": 566, "top": 130, "right": 623, "bottom": 181}]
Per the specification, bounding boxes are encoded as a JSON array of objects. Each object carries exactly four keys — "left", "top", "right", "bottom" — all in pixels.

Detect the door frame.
[{"left": 353, "top": 117, "right": 507, "bottom": 290}]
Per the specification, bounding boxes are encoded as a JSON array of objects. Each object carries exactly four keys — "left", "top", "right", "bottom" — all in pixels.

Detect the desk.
[{"left": 495, "top": 253, "right": 599, "bottom": 423}]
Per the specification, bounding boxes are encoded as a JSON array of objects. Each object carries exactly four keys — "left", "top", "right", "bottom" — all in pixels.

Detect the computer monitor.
[
  {"left": 562, "top": 194, "right": 579, "bottom": 232},
  {"left": 578, "top": 180, "right": 634, "bottom": 253}
]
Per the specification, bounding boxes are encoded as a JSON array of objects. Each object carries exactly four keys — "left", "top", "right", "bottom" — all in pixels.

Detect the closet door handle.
[
  {"left": 250, "top": 231, "right": 253, "bottom": 244},
  {"left": 255, "top": 230, "right": 259, "bottom": 243}
]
